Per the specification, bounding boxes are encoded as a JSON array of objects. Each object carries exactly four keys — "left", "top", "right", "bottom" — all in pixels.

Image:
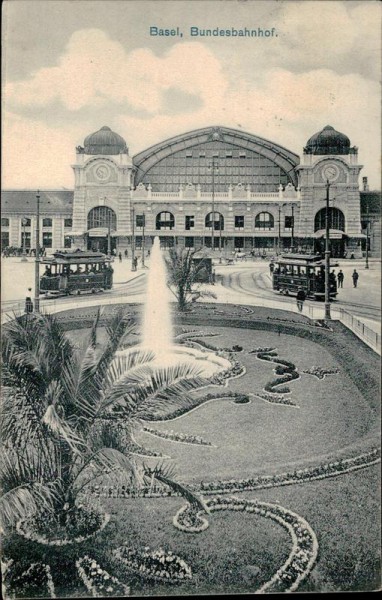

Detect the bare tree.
[{"left": 165, "top": 247, "right": 217, "bottom": 312}]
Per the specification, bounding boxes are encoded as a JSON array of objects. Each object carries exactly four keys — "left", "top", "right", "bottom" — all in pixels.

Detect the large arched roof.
[{"left": 132, "top": 125, "right": 300, "bottom": 187}]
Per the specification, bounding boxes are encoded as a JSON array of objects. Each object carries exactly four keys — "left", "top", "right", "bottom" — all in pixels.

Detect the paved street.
[{"left": 2, "top": 256, "right": 380, "bottom": 337}]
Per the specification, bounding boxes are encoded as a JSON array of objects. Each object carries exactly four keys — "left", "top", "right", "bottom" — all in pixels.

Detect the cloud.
[
  {"left": 3, "top": 5, "right": 381, "bottom": 189},
  {"left": 5, "top": 29, "right": 227, "bottom": 114}
]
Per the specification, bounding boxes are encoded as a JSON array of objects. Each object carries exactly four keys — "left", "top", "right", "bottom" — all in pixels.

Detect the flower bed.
[
  {"left": 253, "top": 391, "right": 297, "bottom": 407},
  {"left": 16, "top": 508, "right": 110, "bottom": 547},
  {"left": 302, "top": 366, "right": 340, "bottom": 380},
  {"left": 2, "top": 559, "right": 56, "bottom": 599},
  {"left": 198, "top": 447, "right": 381, "bottom": 495},
  {"left": 173, "top": 504, "right": 210, "bottom": 533},
  {"left": 204, "top": 495, "right": 318, "bottom": 593},
  {"left": 113, "top": 545, "right": 192, "bottom": 583},
  {"left": 250, "top": 347, "right": 299, "bottom": 395},
  {"left": 76, "top": 555, "right": 130, "bottom": 597},
  {"left": 91, "top": 484, "right": 178, "bottom": 499},
  {"left": 143, "top": 425, "right": 212, "bottom": 446}
]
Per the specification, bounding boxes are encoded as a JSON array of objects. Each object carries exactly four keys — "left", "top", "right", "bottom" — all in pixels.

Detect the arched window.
[
  {"left": 87, "top": 206, "right": 117, "bottom": 231},
  {"left": 314, "top": 208, "right": 345, "bottom": 232},
  {"left": 255, "top": 212, "right": 274, "bottom": 230},
  {"left": 205, "top": 212, "right": 224, "bottom": 230},
  {"left": 156, "top": 211, "right": 175, "bottom": 230}
]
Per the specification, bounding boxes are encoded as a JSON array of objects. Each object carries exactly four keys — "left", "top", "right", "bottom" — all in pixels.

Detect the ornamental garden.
[{"left": 1, "top": 302, "right": 380, "bottom": 597}]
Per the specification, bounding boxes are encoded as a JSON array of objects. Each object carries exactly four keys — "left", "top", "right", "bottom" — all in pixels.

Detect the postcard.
[{"left": 1, "top": 0, "right": 381, "bottom": 596}]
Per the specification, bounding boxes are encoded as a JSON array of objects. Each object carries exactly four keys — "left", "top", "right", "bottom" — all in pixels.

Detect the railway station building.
[{"left": 2, "top": 124, "right": 380, "bottom": 258}]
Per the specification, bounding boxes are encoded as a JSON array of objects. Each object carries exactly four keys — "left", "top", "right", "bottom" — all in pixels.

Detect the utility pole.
[
  {"left": 142, "top": 214, "right": 146, "bottom": 268},
  {"left": 131, "top": 206, "right": 136, "bottom": 271},
  {"left": 365, "top": 203, "right": 369, "bottom": 269},
  {"left": 219, "top": 215, "right": 223, "bottom": 263},
  {"left": 34, "top": 191, "right": 40, "bottom": 313},
  {"left": 21, "top": 218, "right": 28, "bottom": 262},
  {"left": 208, "top": 158, "right": 219, "bottom": 251},
  {"left": 278, "top": 205, "right": 281, "bottom": 254},
  {"left": 291, "top": 205, "right": 295, "bottom": 251},
  {"left": 107, "top": 210, "right": 111, "bottom": 258},
  {"left": 324, "top": 180, "right": 331, "bottom": 320}
]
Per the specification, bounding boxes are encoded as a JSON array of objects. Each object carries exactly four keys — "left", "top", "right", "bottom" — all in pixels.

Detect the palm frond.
[
  {"left": 0, "top": 483, "right": 57, "bottom": 529},
  {"left": 42, "top": 405, "right": 86, "bottom": 453},
  {"left": 143, "top": 463, "right": 208, "bottom": 513}
]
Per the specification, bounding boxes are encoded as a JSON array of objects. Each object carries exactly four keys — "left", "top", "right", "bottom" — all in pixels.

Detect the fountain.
[{"left": 120, "top": 237, "right": 229, "bottom": 377}]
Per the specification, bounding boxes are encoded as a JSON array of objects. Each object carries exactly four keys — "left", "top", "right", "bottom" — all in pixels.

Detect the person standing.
[
  {"left": 352, "top": 269, "right": 359, "bottom": 288},
  {"left": 25, "top": 288, "right": 33, "bottom": 314},
  {"left": 118, "top": 252, "right": 122, "bottom": 262},
  {"left": 296, "top": 287, "right": 306, "bottom": 312},
  {"left": 337, "top": 270, "right": 344, "bottom": 288},
  {"left": 124, "top": 249, "right": 128, "bottom": 259}
]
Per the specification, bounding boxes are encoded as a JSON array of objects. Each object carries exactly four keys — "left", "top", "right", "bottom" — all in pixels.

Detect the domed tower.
[
  {"left": 296, "top": 125, "right": 363, "bottom": 258},
  {"left": 71, "top": 126, "right": 133, "bottom": 253}
]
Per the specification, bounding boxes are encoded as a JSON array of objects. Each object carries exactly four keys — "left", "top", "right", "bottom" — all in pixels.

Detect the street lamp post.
[
  {"left": 21, "top": 218, "right": 28, "bottom": 262},
  {"left": 34, "top": 191, "right": 40, "bottom": 313},
  {"left": 131, "top": 206, "right": 136, "bottom": 271},
  {"left": 365, "top": 203, "right": 369, "bottom": 269},
  {"left": 142, "top": 214, "right": 146, "bottom": 268},
  {"left": 324, "top": 180, "right": 331, "bottom": 320},
  {"left": 291, "top": 205, "right": 295, "bottom": 251},
  {"left": 278, "top": 205, "right": 282, "bottom": 254},
  {"left": 208, "top": 158, "right": 219, "bottom": 251},
  {"left": 219, "top": 216, "right": 223, "bottom": 263},
  {"left": 107, "top": 210, "right": 111, "bottom": 258}
]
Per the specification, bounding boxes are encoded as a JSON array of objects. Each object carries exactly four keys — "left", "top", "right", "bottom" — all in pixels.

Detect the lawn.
[{"left": 4, "top": 303, "right": 379, "bottom": 596}]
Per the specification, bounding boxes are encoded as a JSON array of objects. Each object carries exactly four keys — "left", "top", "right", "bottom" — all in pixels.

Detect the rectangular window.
[
  {"left": 135, "top": 236, "right": 142, "bottom": 249},
  {"left": 43, "top": 218, "right": 52, "bottom": 227},
  {"left": 136, "top": 214, "right": 145, "bottom": 228},
  {"left": 64, "top": 218, "right": 73, "bottom": 228},
  {"left": 185, "top": 215, "right": 195, "bottom": 230},
  {"left": 185, "top": 237, "right": 194, "bottom": 248},
  {"left": 235, "top": 216, "right": 245, "bottom": 230},
  {"left": 21, "top": 218, "right": 31, "bottom": 227},
  {"left": 21, "top": 232, "right": 31, "bottom": 249},
  {"left": 64, "top": 236, "right": 72, "bottom": 249},
  {"left": 1, "top": 232, "right": 10, "bottom": 247},
  {"left": 285, "top": 216, "right": 294, "bottom": 229},
  {"left": 1, "top": 218, "right": 10, "bottom": 227},
  {"left": 42, "top": 232, "right": 52, "bottom": 248}
]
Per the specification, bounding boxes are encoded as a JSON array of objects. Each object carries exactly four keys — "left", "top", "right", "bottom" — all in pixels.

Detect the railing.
[{"left": 334, "top": 308, "right": 381, "bottom": 355}]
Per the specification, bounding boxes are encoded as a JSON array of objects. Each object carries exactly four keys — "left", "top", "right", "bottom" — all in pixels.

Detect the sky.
[{"left": 2, "top": 0, "right": 381, "bottom": 189}]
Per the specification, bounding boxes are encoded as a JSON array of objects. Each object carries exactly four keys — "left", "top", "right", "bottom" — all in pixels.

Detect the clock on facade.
[
  {"left": 322, "top": 163, "right": 340, "bottom": 183},
  {"left": 95, "top": 164, "right": 111, "bottom": 181}
]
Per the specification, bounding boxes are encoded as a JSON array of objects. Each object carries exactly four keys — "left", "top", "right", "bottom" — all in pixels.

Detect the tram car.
[
  {"left": 40, "top": 250, "right": 113, "bottom": 296},
  {"left": 272, "top": 254, "right": 338, "bottom": 300}
]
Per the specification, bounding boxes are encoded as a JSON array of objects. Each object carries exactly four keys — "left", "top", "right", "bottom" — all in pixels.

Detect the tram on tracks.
[
  {"left": 272, "top": 253, "right": 338, "bottom": 300},
  {"left": 40, "top": 250, "right": 113, "bottom": 297}
]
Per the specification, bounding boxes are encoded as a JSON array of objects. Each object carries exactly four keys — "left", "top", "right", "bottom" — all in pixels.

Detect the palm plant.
[
  {"left": 165, "top": 247, "right": 217, "bottom": 311},
  {"left": 1, "top": 308, "right": 208, "bottom": 533}
]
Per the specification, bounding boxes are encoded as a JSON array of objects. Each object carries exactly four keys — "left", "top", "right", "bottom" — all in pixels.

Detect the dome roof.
[
  {"left": 83, "top": 126, "right": 128, "bottom": 155},
  {"left": 305, "top": 125, "right": 351, "bottom": 155}
]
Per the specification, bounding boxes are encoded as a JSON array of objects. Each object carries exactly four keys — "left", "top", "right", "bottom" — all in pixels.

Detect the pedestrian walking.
[
  {"left": 25, "top": 288, "right": 33, "bottom": 314},
  {"left": 337, "top": 270, "right": 344, "bottom": 288},
  {"left": 269, "top": 261, "right": 275, "bottom": 274},
  {"left": 352, "top": 269, "right": 359, "bottom": 288},
  {"left": 296, "top": 286, "right": 306, "bottom": 312},
  {"left": 118, "top": 252, "right": 122, "bottom": 262},
  {"left": 124, "top": 249, "right": 128, "bottom": 259},
  {"left": 133, "top": 256, "right": 138, "bottom": 270}
]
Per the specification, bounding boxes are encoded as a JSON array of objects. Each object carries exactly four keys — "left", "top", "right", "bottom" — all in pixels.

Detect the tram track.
[{"left": 220, "top": 268, "right": 381, "bottom": 323}]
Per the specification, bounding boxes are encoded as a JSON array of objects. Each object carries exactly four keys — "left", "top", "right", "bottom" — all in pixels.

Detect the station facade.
[{"left": 2, "top": 124, "right": 379, "bottom": 257}]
